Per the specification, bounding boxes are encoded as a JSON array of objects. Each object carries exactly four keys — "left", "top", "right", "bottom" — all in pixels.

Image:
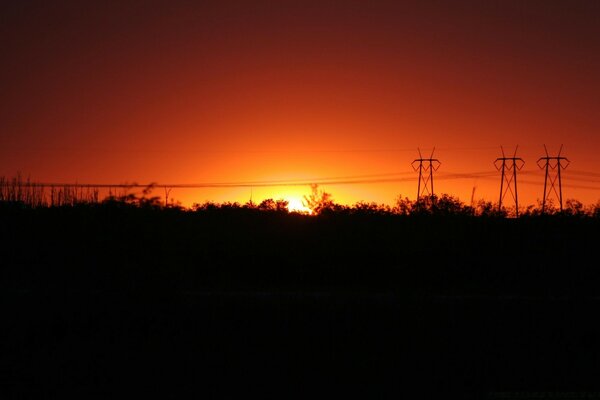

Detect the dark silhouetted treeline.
[
  {"left": 2, "top": 195, "right": 599, "bottom": 296},
  {"left": 2, "top": 178, "right": 600, "bottom": 397}
]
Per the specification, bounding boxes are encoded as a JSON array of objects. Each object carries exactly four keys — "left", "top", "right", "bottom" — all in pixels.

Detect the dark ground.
[{"left": 1, "top": 204, "right": 600, "bottom": 398}]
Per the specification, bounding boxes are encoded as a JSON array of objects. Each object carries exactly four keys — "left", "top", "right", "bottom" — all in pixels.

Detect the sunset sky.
[{"left": 1, "top": 1, "right": 599, "bottom": 207}]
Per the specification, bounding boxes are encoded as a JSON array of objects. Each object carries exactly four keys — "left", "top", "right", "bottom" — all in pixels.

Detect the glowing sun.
[{"left": 286, "top": 197, "right": 311, "bottom": 214}]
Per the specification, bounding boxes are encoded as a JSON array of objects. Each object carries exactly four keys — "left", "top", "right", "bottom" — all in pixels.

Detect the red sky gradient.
[{"left": 1, "top": 1, "right": 599, "bottom": 207}]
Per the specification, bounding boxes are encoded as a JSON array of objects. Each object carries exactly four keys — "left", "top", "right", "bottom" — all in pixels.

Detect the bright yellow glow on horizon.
[{"left": 286, "top": 197, "right": 311, "bottom": 214}]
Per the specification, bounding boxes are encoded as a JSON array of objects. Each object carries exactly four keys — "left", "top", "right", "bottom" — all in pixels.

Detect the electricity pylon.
[
  {"left": 494, "top": 145, "right": 524, "bottom": 216},
  {"left": 537, "top": 144, "right": 570, "bottom": 213},
  {"left": 412, "top": 147, "right": 441, "bottom": 200}
]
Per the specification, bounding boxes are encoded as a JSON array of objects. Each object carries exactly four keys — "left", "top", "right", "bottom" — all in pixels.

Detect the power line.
[
  {"left": 6, "top": 170, "right": 600, "bottom": 191},
  {"left": 3, "top": 152, "right": 600, "bottom": 195},
  {"left": 564, "top": 170, "right": 600, "bottom": 178},
  {"left": 4, "top": 145, "right": 501, "bottom": 154}
]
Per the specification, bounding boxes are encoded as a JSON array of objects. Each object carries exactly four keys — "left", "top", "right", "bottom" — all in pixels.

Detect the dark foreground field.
[{"left": 2, "top": 204, "right": 600, "bottom": 398}]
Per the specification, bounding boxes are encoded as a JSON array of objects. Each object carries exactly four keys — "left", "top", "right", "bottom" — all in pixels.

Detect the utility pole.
[
  {"left": 411, "top": 147, "right": 441, "bottom": 201},
  {"left": 494, "top": 145, "right": 524, "bottom": 217},
  {"left": 537, "top": 145, "right": 570, "bottom": 213}
]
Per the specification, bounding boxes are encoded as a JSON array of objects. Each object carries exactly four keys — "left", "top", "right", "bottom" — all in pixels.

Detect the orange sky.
[{"left": 1, "top": 1, "right": 599, "bottom": 207}]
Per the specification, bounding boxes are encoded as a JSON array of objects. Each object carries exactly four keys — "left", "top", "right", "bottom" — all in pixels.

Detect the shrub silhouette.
[
  {"left": 303, "top": 184, "right": 335, "bottom": 215},
  {"left": 562, "top": 199, "right": 585, "bottom": 217},
  {"left": 474, "top": 200, "right": 507, "bottom": 217},
  {"left": 258, "top": 198, "right": 289, "bottom": 212},
  {"left": 350, "top": 201, "right": 391, "bottom": 216}
]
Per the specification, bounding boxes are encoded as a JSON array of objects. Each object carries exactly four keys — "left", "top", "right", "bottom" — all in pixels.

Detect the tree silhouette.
[
  {"left": 303, "top": 184, "right": 334, "bottom": 215},
  {"left": 258, "top": 198, "right": 289, "bottom": 212}
]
